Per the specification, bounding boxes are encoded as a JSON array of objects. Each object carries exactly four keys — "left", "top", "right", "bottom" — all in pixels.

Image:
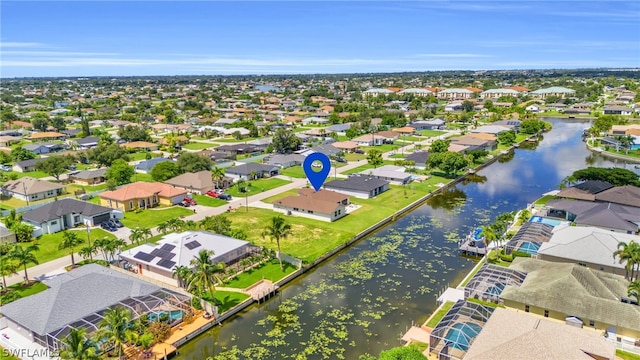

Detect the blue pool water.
[
  {"left": 148, "top": 310, "right": 184, "bottom": 322},
  {"left": 518, "top": 241, "right": 541, "bottom": 255},
  {"left": 529, "top": 216, "right": 562, "bottom": 227},
  {"left": 444, "top": 322, "right": 483, "bottom": 351}
]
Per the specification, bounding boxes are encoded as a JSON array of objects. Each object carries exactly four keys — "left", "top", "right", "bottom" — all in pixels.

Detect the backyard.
[
  {"left": 18, "top": 228, "right": 117, "bottom": 265},
  {"left": 226, "top": 178, "right": 291, "bottom": 198},
  {"left": 225, "top": 259, "right": 297, "bottom": 288},
  {"left": 201, "top": 290, "right": 250, "bottom": 314},
  {"left": 120, "top": 207, "right": 193, "bottom": 228}
]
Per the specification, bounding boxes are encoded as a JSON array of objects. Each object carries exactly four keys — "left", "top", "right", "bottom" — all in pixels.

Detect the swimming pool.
[
  {"left": 444, "top": 322, "right": 483, "bottom": 351},
  {"left": 529, "top": 216, "right": 562, "bottom": 227},
  {"left": 148, "top": 310, "right": 184, "bottom": 322},
  {"left": 517, "top": 241, "right": 541, "bottom": 255},
  {"left": 486, "top": 283, "right": 506, "bottom": 296}
]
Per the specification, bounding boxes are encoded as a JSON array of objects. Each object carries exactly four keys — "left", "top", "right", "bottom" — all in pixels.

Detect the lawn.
[
  {"left": 343, "top": 153, "right": 366, "bottom": 161},
  {"left": 19, "top": 228, "right": 117, "bottom": 265},
  {"left": 120, "top": 207, "right": 193, "bottom": 228},
  {"left": 217, "top": 137, "right": 258, "bottom": 143},
  {"left": 398, "top": 135, "right": 423, "bottom": 142},
  {"left": 127, "top": 152, "right": 162, "bottom": 161},
  {"left": 0, "top": 346, "right": 20, "bottom": 360},
  {"left": 534, "top": 195, "right": 556, "bottom": 205},
  {"left": 419, "top": 130, "right": 447, "bottom": 137},
  {"left": 132, "top": 172, "right": 155, "bottom": 182},
  {"left": 341, "top": 160, "right": 395, "bottom": 175},
  {"left": 425, "top": 301, "right": 455, "bottom": 328},
  {"left": 280, "top": 166, "right": 307, "bottom": 179},
  {"left": 0, "top": 192, "right": 76, "bottom": 210},
  {"left": 3, "top": 170, "right": 51, "bottom": 179},
  {"left": 226, "top": 178, "right": 291, "bottom": 198},
  {"left": 202, "top": 290, "right": 251, "bottom": 314},
  {"left": 225, "top": 259, "right": 297, "bottom": 289},
  {"left": 617, "top": 350, "right": 640, "bottom": 360},
  {"left": 4, "top": 281, "right": 48, "bottom": 298},
  {"left": 229, "top": 185, "right": 430, "bottom": 263},
  {"left": 361, "top": 143, "right": 401, "bottom": 153},
  {"left": 262, "top": 189, "right": 299, "bottom": 204},
  {"left": 192, "top": 194, "right": 228, "bottom": 207},
  {"left": 182, "top": 142, "right": 217, "bottom": 150},
  {"left": 66, "top": 183, "right": 109, "bottom": 194}
]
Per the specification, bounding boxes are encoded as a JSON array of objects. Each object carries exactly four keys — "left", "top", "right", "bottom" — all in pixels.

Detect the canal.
[{"left": 175, "top": 118, "right": 631, "bottom": 360}]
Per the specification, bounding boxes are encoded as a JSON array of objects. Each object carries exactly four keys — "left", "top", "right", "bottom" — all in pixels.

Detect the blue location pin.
[{"left": 303, "top": 152, "right": 331, "bottom": 191}]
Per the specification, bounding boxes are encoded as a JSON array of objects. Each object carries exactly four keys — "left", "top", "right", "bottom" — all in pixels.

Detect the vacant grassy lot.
[
  {"left": 343, "top": 153, "right": 366, "bottom": 161},
  {"left": 280, "top": 166, "right": 306, "bottom": 179},
  {"left": 182, "top": 142, "right": 216, "bottom": 150},
  {"left": 225, "top": 259, "right": 297, "bottom": 289},
  {"left": 120, "top": 207, "right": 193, "bottom": 228},
  {"left": 419, "top": 130, "right": 447, "bottom": 137},
  {"left": 19, "top": 228, "right": 117, "bottom": 265},
  {"left": 341, "top": 160, "right": 395, "bottom": 175},
  {"left": 192, "top": 194, "right": 227, "bottom": 207},
  {"left": 226, "top": 178, "right": 291, "bottom": 198}
]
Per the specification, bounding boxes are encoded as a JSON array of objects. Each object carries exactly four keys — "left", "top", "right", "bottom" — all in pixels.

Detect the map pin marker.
[{"left": 303, "top": 152, "right": 331, "bottom": 191}]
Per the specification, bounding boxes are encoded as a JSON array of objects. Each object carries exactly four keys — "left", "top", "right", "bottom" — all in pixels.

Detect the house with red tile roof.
[{"left": 273, "top": 189, "right": 349, "bottom": 222}]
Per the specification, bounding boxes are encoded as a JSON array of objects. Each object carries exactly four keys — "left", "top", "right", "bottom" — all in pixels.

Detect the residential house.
[
  {"left": 330, "top": 141, "right": 359, "bottom": 152},
  {"left": 214, "top": 118, "right": 238, "bottom": 126},
  {"left": 479, "top": 88, "right": 520, "bottom": 99},
  {"left": 545, "top": 199, "right": 640, "bottom": 234},
  {"left": 0, "top": 225, "right": 16, "bottom": 243},
  {"left": 358, "top": 165, "right": 413, "bottom": 185},
  {"left": 530, "top": 86, "right": 575, "bottom": 99},
  {"left": 525, "top": 104, "right": 543, "bottom": 113},
  {"left": 296, "top": 144, "right": 341, "bottom": 157},
  {"left": 398, "top": 88, "right": 433, "bottom": 97},
  {"left": 199, "top": 150, "right": 236, "bottom": 162},
  {"left": 444, "top": 102, "right": 463, "bottom": 112},
  {"left": 324, "top": 176, "right": 389, "bottom": 199},
  {"left": 324, "top": 123, "right": 352, "bottom": 136},
  {"left": 471, "top": 125, "right": 511, "bottom": 135},
  {"left": 26, "top": 132, "right": 67, "bottom": 142},
  {"left": 68, "top": 168, "right": 107, "bottom": 186},
  {"left": 493, "top": 120, "right": 521, "bottom": 132},
  {"left": 1, "top": 177, "right": 64, "bottom": 202},
  {"left": 301, "top": 116, "right": 329, "bottom": 125},
  {"left": 556, "top": 180, "right": 614, "bottom": 201},
  {"left": 500, "top": 257, "right": 640, "bottom": 342},
  {"left": 406, "top": 151, "right": 429, "bottom": 169},
  {"left": 215, "top": 143, "right": 260, "bottom": 155},
  {"left": 437, "top": 88, "right": 474, "bottom": 100},
  {"left": 22, "top": 198, "right": 116, "bottom": 234},
  {"left": 75, "top": 136, "right": 100, "bottom": 149},
  {"left": 265, "top": 154, "right": 305, "bottom": 169},
  {"left": 164, "top": 170, "right": 215, "bottom": 194},
  {"left": 135, "top": 158, "right": 175, "bottom": 174},
  {"left": 594, "top": 185, "right": 640, "bottom": 208},
  {"left": 603, "top": 105, "right": 632, "bottom": 116},
  {"left": 0, "top": 135, "right": 21, "bottom": 147},
  {"left": 351, "top": 134, "right": 385, "bottom": 146},
  {"left": 22, "top": 143, "right": 51, "bottom": 155},
  {"left": 362, "top": 88, "right": 394, "bottom": 97},
  {"left": 376, "top": 131, "right": 400, "bottom": 141},
  {"left": 226, "top": 163, "right": 280, "bottom": 180},
  {"left": 273, "top": 189, "right": 349, "bottom": 222},
  {"left": 12, "top": 158, "right": 45, "bottom": 173},
  {"left": 392, "top": 126, "right": 416, "bottom": 135},
  {"left": 409, "top": 119, "right": 445, "bottom": 130},
  {"left": 121, "top": 141, "right": 159, "bottom": 152},
  {"left": 450, "top": 134, "right": 497, "bottom": 152},
  {"left": 100, "top": 182, "right": 187, "bottom": 212}
]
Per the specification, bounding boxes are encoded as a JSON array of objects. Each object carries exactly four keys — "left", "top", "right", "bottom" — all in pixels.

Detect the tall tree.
[
  {"left": 187, "top": 250, "right": 226, "bottom": 299},
  {"left": 211, "top": 167, "right": 225, "bottom": 189},
  {"left": 59, "top": 328, "right": 99, "bottom": 360},
  {"left": 176, "top": 152, "right": 212, "bottom": 173},
  {"left": 87, "top": 143, "right": 129, "bottom": 167},
  {"left": 59, "top": 231, "right": 85, "bottom": 266},
  {"left": 614, "top": 241, "right": 639, "bottom": 281},
  {"left": 10, "top": 147, "right": 37, "bottom": 161},
  {"left": 97, "top": 307, "right": 132, "bottom": 359},
  {"left": 35, "top": 155, "right": 74, "bottom": 181},
  {"left": 105, "top": 159, "right": 135, "bottom": 187},
  {"left": 429, "top": 139, "right": 450, "bottom": 153},
  {"left": 0, "top": 257, "right": 18, "bottom": 290},
  {"left": 629, "top": 280, "right": 640, "bottom": 302},
  {"left": 366, "top": 149, "right": 383, "bottom": 168},
  {"left": 118, "top": 125, "right": 151, "bottom": 142},
  {"left": 261, "top": 215, "right": 292, "bottom": 270},
  {"left": 272, "top": 128, "right": 302, "bottom": 154},
  {"left": 150, "top": 161, "right": 180, "bottom": 181},
  {"left": 172, "top": 265, "right": 192, "bottom": 288},
  {"left": 9, "top": 244, "right": 39, "bottom": 284}
]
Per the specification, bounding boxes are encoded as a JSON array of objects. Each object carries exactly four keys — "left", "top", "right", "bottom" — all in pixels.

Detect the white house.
[{"left": 1, "top": 177, "right": 64, "bottom": 202}]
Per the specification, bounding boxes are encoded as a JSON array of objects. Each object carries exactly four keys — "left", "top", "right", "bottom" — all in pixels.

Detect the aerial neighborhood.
[{"left": 1, "top": 70, "right": 640, "bottom": 360}]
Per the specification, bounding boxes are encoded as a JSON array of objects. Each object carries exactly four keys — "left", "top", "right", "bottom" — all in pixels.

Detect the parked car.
[
  {"left": 333, "top": 157, "right": 347, "bottom": 163},
  {"left": 218, "top": 194, "right": 233, "bottom": 201},
  {"left": 181, "top": 196, "right": 197, "bottom": 206},
  {"left": 206, "top": 190, "right": 219, "bottom": 198},
  {"left": 101, "top": 221, "right": 117, "bottom": 232},
  {"left": 354, "top": 149, "right": 365, "bottom": 154},
  {"left": 0, "top": 165, "right": 11, "bottom": 172},
  {"left": 109, "top": 218, "right": 124, "bottom": 228}
]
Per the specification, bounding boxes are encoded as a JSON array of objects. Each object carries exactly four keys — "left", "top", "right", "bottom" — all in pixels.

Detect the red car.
[
  {"left": 206, "top": 190, "right": 219, "bottom": 198},
  {"left": 183, "top": 196, "right": 197, "bottom": 206}
]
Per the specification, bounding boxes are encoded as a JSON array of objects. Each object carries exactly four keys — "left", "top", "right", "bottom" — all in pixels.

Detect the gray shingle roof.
[
  {"left": 0, "top": 264, "right": 161, "bottom": 335},
  {"left": 226, "top": 163, "right": 279, "bottom": 175},
  {"left": 406, "top": 151, "right": 430, "bottom": 164},
  {"left": 325, "top": 175, "right": 389, "bottom": 192},
  {"left": 22, "top": 198, "right": 113, "bottom": 224},
  {"left": 70, "top": 168, "right": 107, "bottom": 180}
]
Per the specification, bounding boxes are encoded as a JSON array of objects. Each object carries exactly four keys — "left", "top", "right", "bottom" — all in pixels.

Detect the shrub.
[
  {"left": 512, "top": 250, "right": 532, "bottom": 258},
  {"left": 147, "top": 321, "right": 171, "bottom": 343}
]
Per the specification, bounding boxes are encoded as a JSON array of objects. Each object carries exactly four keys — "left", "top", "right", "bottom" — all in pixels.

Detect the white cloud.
[{"left": 0, "top": 42, "right": 46, "bottom": 48}]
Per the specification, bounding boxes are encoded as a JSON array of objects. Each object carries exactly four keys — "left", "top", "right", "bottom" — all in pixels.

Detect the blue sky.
[{"left": 1, "top": 1, "right": 639, "bottom": 77}]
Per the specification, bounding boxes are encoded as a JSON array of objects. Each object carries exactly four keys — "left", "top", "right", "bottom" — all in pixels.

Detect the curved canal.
[{"left": 175, "top": 118, "right": 632, "bottom": 360}]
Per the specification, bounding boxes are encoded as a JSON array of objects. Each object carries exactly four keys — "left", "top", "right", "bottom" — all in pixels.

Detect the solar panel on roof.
[
  {"left": 133, "top": 251, "right": 155, "bottom": 262},
  {"left": 160, "top": 244, "right": 176, "bottom": 251},
  {"left": 184, "top": 241, "right": 201, "bottom": 250},
  {"left": 150, "top": 249, "right": 175, "bottom": 259},
  {"left": 157, "top": 259, "right": 176, "bottom": 269}
]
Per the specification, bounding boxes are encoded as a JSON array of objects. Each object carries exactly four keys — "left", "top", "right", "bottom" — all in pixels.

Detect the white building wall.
[{"left": 323, "top": 188, "right": 371, "bottom": 199}]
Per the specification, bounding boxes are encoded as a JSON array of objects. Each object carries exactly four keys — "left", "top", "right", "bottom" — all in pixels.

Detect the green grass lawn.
[
  {"left": 361, "top": 143, "right": 401, "bottom": 153},
  {"left": 225, "top": 259, "right": 297, "bottom": 289},
  {"left": 534, "top": 195, "right": 556, "bottom": 205},
  {"left": 226, "top": 178, "right": 291, "bottom": 198},
  {"left": 4, "top": 281, "right": 48, "bottom": 298},
  {"left": 202, "top": 290, "right": 251, "bottom": 314},
  {"left": 120, "top": 207, "right": 193, "bottom": 228},
  {"left": 617, "top": 350, "right": 640, "bottom": 360},
  {"left": 280, "top": 166, "right": 307, "bottom": 179},
  {"left": 19, "top": 228, "right": 117, "bottom": 266},
  {"left": 217, "top": 137, "right": 258, "bottom": 143},
  {"left": 261, "top": 189, "right": 299, "bottom": 204},
  {"left": 341, "top": 160, "right": 395, "bottom": 175},
  {"left": 0, "top": 346, "right": 21, "bottom": 360},
  {"left": 343, "top": 153, "right": 366, "bottom": 161},
  {"left": 192, "top": 194, "right": 228, "bottom": 207},
  {"left": 419, "top": 130, "right": 447, "bottom": 137},
  {"left": 182, "top": 142, "right": 217, "bottom": 150},
  {"left": 0, "top": 192, "right": 77, "bottom": 209},
  {"left": 399, "top": 135, "right": 423, "bottom": 142},
  {"left": 229, "top": 184, "right": 431, "bottom": 263},
  {"left": 127, "top": 152, "right": 162, "bottom": 161},
  {"left": 4, "top": 170, "right": 51, "bottom": 179},
  {"left": 426, "top": 301, "right": 455, "bottom": 328},
  {"left": 132, "top": 172, "right": 155, "bottom": 182}
]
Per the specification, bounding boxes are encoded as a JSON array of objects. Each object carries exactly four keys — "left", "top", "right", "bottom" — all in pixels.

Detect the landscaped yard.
[
  {"left": 341, "top": 160, "right": 395, "bottom": 175},
  {"left": 534, "top": 195, "right": 556, "bottom": 205},
  {"left": 192, "top": 194, "right": 228, "bottom": 207},
  {"left": 182, "top": 141, "right": 217, "bottom": 150},
  {"left": 217, "top": 137, "right": 258, "bottom": 143},
  {"left": 225, "top": 259, "right": 297, "bottom": 289},
  {"left": 426, "top": 301, "right": 454, "bottom": 328},
  {"left": 343, "top": 153, "right": 366, "bottom": 161},
  {"left": 132, "top": 172, "right": 154, "bottom": 182},
  {"left": 280, "top": 166, "right": 307, "bottom": 179},
  {"left": 202, "top": 290, "right": 251, "bottom": 314},
  {"left": 361, "top": 143, "right": 401, "bottom": 153},
  {"left": 127, "top": 152, "right": 163, "bottom": 161},
  {"left": 120, "top": 207, "right": 193, "bottom": 228},
  {"left": 419, "top": 130, "right": 447, "bottom": 137},
  {"left": 4, "top": 281, "right": 48, "bottom": 298},
  {"left": 226, "top": 178, "right": 291, "bottom": 198},
  {"left": 18, "top": 228, "right": 117, "bottom": 265}
]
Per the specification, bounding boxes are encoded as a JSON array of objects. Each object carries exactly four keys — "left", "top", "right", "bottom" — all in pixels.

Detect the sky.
[{"left": 1, "top": 1, "right": 639, "bottom": 78}]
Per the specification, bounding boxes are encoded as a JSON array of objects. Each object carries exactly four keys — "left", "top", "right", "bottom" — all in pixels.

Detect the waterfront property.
[
  {"left": 273, "top": 188, "right": 349, "bottom": 222},
  {"left": 323, "top": 175, "right": 390, "bottom": 199},
  {"left": 536, "top": 225, "right": 640, "bottom": 277},
  {"left": 500, "top": 258, "right": 640, "bottom": 343},
  {"left": 1, "top": 177, "right": 64, "bottom": 202},
  {"left": 463, "top": 264, "right": 527, "bottom": 304},
  {"left": 22, "top": 198, "right": 116, "bottom": 234},
  {"left": 556, "top": 180, "right": 614, "bottom": 201},
  {"left": 429, "top": 300, "right": 495, "bottom": 360},
  {"left": 504, "top": 222, "right": 554, "bottom": 255},
  {"left": 100, "top": 182, "right": 187, "bottom": 212},
  {"left": 463, "top": 308, "right": 616, "bottom": 360},
  {"left": 0, "top": 264, "right": 191, "bottom": 351},
  {"left": 544, "top": 199, "right": 640, "bottom": 234},
  {"left": 357, "top": 165, "right": 413, "bottom": 185},
  {"left": 119, "top": 231, "right": 257, "bottom": 284}
]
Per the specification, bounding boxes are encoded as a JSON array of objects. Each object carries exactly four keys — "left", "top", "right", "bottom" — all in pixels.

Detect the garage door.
[{"left": 92, "top": 213, "right": 111, "bottom": 225}]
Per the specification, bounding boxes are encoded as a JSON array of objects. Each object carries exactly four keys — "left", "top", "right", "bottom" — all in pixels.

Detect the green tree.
[
  {"left": 172, "top": 265, "right": 192, "bottom": 288},
  {"left": 366, "top": 149, "right": 383, "bottom": 168},
  {"left": 80, "top": 117, "right": 91, "bottom": 137},
  {"left": 461, "top": 100, "right": 474, "bottom": 112},
  {"left": 480, "top": 225, "right": 499, "bottom": 248},
  {"left": 211, "top": 167, "right": 225, "bottom": 189},
  {"left": 176, "top": 152, "right": 212, "bottom": 173},
  {"left": 31, "top": 117, "right": 49, "bottom": 132},
  {"left": 51, "top": 116, "right": 66, "bottom": 131},
  {"left": 150, "top": 161, "right": 180, "bottom": 182},
  {"left": 59, "top": 231, "right": 84, "bottom": 266},
  {"left": 59, "top": 328, "right": 99, "bottom": 360},
  {"left": 629, "top": 280, "right": 640, "bottom": 302},
  {"left": 519, "top": 119, "right": 545, "bottom": 134},
  {"left": 0, "top": 257, "right": 18, "bottom": 290},
  {"left": 105, "top": 159, "right": 135, "bottom": 187},
  {"left": 261, "top": 215, "right": 292, "bottom": 270},
  {"left": 272, "top": 128, "right": 302, "bottom": 154},
  {"left": 9, "top": 244, "right": 39, "bottom": 284},
  {"left": 569, "top": 167, "right": 640, "bottom": 187},
  {"left": 431, "top": 151, "right": 469, "bottom": 177},
  {"left": 87, "top": 143, "right": 129, "bottom": 167},
  {"left": 35, "top": 155, "right": 74, "bottom": 181},
  {"left": 11, "top": 146, "right": 37, "bottom": 161},
  {"left": 199, "top": 214, "right": 232, "bottom": 235},
  {"left": 378, "top": 344, "right": 426, "bottom": 360},
  {"left": 118, "top": 125, "right": 151, "bottom": 142},
  {"left": 10, "top": 222, "right": 34, "bottom": 243},
  {"left": 497, "top": 130, "right": 516, "bottom": 145},
  {"left": 614, "top": 241, "right": 639, "bottom": 281},
  {"left": 97, "top": 307, "right": 133, "bottom": 359},
  {"left": 345, "top": 127, "right": 359, "bottom": 139},
  {"left": 430, "top": 139, "right": 450, "bottom": 153},
  {"left": 187, "top": 250, "right": 226, "bottom": 299}
]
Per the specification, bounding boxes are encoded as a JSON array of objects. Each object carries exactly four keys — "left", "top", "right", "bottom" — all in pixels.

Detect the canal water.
[{"left": 175, "top": 118, "right": 631, "bottom": 360}]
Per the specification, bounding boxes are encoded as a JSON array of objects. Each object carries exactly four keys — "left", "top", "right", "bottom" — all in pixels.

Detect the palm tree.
[
  {"left": 79, "top": 246, "right": 98, "bottom": 261},
  {"left": 479, "top": 225, "right": 498, "bottom": 249},
  {"left": 59, "top": 231, "right": 85, "bottom": 266},
  {"left": 211, "top": 167, "right": 225, "bottom": 189},
  {"left": 187, "top": 250, "right": 225, "bottom": 300},
  {"left": 139, "top": 227, "right": 152, "bottom": 242},
  {"left": 0, "top": 257, "right": 18, "bottom": 291},
  {"left": 517, "top": 209, "right": 531, "bottom": 225},
  {"left": 261, "top": 215, "right": 292, "bottom": 270},
  {"left": 614, "top": 241, "right": 639, "bottom": 281},
  {"left": 166, "top": 218, "right": 186, "bottom": 233},
  {"left": 172, "top": 265, "right": 192, "bottom": 288},
  {"left": 157, "top": 221, "right": 169, "bottom": 234},
  {"left": 129, "top": 228, "right": 142, "bottom": 245},
  {"left": 628, "top": 280, "right": 640, "bottom": 302},
  {"left": 97, "top": 306, "right": 132, "bottom": 359},
  {"left": 9, "top": 244, "right": 39, "bottom": 284},
  {"left": 60, "top": 328, "right": 99, "bottom": 360},
  {"left": 93, "top": 237, "right": 110, "bottom": 261}
]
